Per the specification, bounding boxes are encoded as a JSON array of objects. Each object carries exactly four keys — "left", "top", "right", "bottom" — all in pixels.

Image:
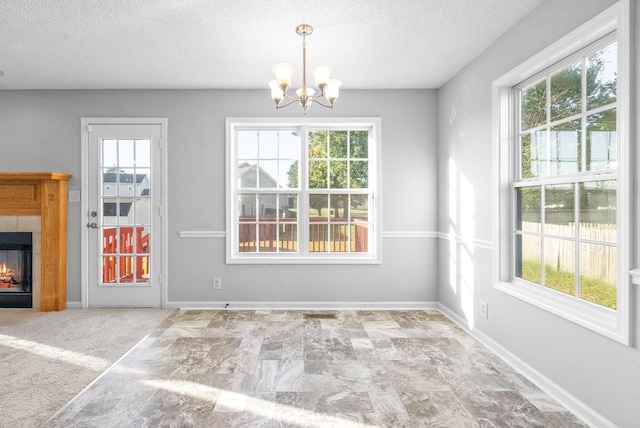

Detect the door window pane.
[
  {"left": 103, "top": 140, "right": 118, "bottom": 168},
  {"left": 136, "top": 168, "right": 150, "bottom": 196},
  {"left": 118, "top": 140, "right": 135, "bottom": 167},
  {"left": 135, "top": 139, "right": 151, "bottom": 167}
]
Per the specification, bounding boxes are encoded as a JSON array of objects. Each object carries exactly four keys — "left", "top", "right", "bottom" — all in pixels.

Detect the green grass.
[{"left": 521, "top": 260, "right": 617, "bottom": 310}]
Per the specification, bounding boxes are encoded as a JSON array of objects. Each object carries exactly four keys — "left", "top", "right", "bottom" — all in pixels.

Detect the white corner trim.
[
  {"left": 178, "top": 231, "right": 226, "bottom": 238},
  {"left": 166, "top": 301, "right": 439, "bottom": 311},
  {"left": 438, "top": 304, "right": 617, "bottom": 428},
  {"left": 630, "top": 269, "right": 640, "bottom": 286}
]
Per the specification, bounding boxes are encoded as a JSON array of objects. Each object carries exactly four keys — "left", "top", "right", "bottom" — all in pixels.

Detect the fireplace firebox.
[{"left": 0, "top": 232, "right": 32, "bottom": 308}]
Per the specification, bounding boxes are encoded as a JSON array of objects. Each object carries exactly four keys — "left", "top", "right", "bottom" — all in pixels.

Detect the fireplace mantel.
[{"left": 0, "top": 172, "right": 71, "bottom": 311}]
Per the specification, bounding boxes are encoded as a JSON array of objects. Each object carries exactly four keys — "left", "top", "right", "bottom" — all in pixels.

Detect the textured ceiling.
[{"left": 0, "top": 0, "right": 543, "bottom": 90}]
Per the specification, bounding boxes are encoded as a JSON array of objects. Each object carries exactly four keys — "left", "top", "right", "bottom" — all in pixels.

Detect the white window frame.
[
  {"left": 492, "top": 1, "right": 634, "bottom": 344},
  {"left": 226, "top": 117, "right": 381, "bottom": 265}
]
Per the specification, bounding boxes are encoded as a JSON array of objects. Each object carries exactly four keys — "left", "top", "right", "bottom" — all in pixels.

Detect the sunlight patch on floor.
[
  {"left": 0, "top": 333, "right": 108, "bottom": 371},
  {"left": 143, "top": 378, "right": 379, "bottom": 428}
]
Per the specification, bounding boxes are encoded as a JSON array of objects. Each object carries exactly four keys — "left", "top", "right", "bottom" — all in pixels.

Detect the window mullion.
[
  {"left": 540, "top": 185, "right": 546, "bottom": 286},
  {"left": 300, "top": 126, "right": 310, "bottom": 257},
  {"left": 545, "top": 75, "right": 551, "bottom": 177},
  {"left": 581, "top": 56, "right": 588, "bottom": 173},
  {"left": 574, "top": 182, "right": 580, "bottom": 298}
]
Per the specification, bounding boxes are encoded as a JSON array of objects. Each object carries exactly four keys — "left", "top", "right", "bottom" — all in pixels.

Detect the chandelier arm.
[
  {"left": 275, "top": 98, "right": 302, "bottom": 109},
  {"left": 307, "top": 97, "right": 333, "bottom": 109}
]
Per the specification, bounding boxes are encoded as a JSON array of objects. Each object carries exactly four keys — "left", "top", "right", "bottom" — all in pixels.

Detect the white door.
[{"left": 82, "top": 119, "right": 166, "bottom": 307}]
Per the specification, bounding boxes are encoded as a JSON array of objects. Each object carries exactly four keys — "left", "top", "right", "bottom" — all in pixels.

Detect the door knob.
[{"left": 87, "top": 222, "right": 100, "bottom": 229}]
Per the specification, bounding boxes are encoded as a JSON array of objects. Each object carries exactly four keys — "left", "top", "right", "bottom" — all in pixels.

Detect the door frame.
[{"left": 80, "top": 118, "right": 168, "bottom": 308}]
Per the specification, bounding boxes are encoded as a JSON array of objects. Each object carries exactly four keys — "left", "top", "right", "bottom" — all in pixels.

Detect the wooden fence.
[
  {"left": 102, "top": 226, "right": 150, "bottom": 283},
  {"left": 521, "top": 221, "right": 616, "bottom": 283}
]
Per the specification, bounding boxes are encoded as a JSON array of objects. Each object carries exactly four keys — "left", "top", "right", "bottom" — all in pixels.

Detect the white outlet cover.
[{"left": 480, "top": 300, "right": 488, "bottom": 319}]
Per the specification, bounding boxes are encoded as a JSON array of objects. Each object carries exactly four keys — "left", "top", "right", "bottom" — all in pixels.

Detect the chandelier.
[{"left": 269, "top": 24, "right": 342, "bottom": 114}]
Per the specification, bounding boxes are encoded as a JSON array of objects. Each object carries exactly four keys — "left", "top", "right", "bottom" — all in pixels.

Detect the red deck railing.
[
  {"left": 238, "top": 218, "right": 368, "bottom": 253},
  {"left": 102, "top": 226, "right": 150, "bottom": 283}
]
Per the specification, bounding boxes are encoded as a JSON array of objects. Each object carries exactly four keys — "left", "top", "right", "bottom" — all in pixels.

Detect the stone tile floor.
[{"left": 44, "top": 310, "right": 586, "bottom": 427}]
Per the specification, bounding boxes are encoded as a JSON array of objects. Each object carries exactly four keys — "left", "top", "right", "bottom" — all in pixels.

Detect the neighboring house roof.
[
  {"left": 103, "top": 172, "right": 147, "bottom": 184},
  {"left": 237, "top": 162, "right": 256, "bottom": 178},
  {"left": 237, "top": 162, "right": 278, "bottom": 187}
]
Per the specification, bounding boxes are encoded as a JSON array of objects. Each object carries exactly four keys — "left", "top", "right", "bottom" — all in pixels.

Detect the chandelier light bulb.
[
  {"left": 312, "top": 64, "right": 332, "bottom": 89},
  {"left": 325, "top": 79, "right": 342, "bottom": 104},
  {"left": 269, "top": 80, "right": 284, "bottom": 104},
  {"left": 272, "top": 63, "right": 294, "bottom": 88}
]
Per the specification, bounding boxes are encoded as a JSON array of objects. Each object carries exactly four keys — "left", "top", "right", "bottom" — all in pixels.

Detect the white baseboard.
[
  {"left": 437, "top": 303, "right": 616, "bottom": 428},
  {"left": 66, "top": 301, "right": 82, "bottom": 309},
  {"left": 166, "top": 301, "right": 438, "bottom": 311}
]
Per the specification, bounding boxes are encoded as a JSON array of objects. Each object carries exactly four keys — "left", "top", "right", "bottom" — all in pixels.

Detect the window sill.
[{"left": 495, "top": 279, "right": 629, "bottom": 345}]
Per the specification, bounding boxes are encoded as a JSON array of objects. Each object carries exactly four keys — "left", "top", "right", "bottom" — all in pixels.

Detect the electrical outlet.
[
  {"left": 212, "top": 277, "right": 222, "bottom": 290},
  {"left": 480, "top": 300, "right": 489, "bottom": 319}
]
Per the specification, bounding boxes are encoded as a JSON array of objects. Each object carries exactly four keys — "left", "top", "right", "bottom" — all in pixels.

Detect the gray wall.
[
  {"left": 437, "top": 0, "right": 639, "bottom": 426},
  {"left": 0, "top": 89, "right": 439, "bottom": 305}
]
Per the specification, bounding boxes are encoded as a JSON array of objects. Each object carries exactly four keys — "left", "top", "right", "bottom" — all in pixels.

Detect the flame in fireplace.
[{"left": 0, "top": 262, "right": 16, "bottom": 285}]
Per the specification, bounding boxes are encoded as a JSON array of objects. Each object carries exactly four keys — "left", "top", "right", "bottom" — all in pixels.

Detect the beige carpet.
[{"left": 0, "top": 308, "right": 173, "bottom": 428}]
